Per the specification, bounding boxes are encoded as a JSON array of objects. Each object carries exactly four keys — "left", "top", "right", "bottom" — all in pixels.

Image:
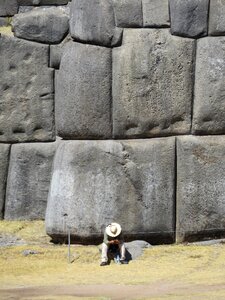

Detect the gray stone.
[
  {"left": 177, "top": 136, "right": 225, "bottom": 243},
  {"left": 0, "top": 17, "right": 8, "bottom": 27},
  {"left": 125, "top": 240, "right": 152, "bottom": 260},
  {"left": 0, "top": 144, "right": 10, "bottom": 219},
  {"left": 0, "top": 0, "right": 18, "bottom": 16},
  {"left": 169, "top": 0, "right": 209, "bottom": 38},
  {"left": 0, "top": 234, "right": 26, "bottom": 247},
  {"left": 50, "top": 35, "right": 71, "bottom": 69},
  {"left": 112, "top": 0, "right": 142, "bottom": 28},
  {"left": 18, "top": 0, "right": 69, "bottom": 5},
  {"left": 0, "top": 35, "right": 55, "bottom": 142},
  {"left": 12, "top": 7, "right": 69, "bottom": 44},
  {"left": 209, "top": 0, "right": 225, "bottom": 36},
  {"left": 192, "top": 37, "right": 225, "bottom": 135},
  {"left": 56, "top": 42, "right": 112, "bottom": 139},
  {"left": 22, "top": 249, "right": 39, "bottom": 256},
  {"left": 69, "top": 0, "right": 122, "bottom": 47},
  {"left": 113, "top": 29, "right": 195, "bottom": 139},
  {"left": 4, "top": 142, "right": 59, "bottom": 220},
  {"left": 45, "top": 138, "right": 175, "bottom": 244},
  {"left": 143, "top": 0, "right": 170, "bottom": 28}
]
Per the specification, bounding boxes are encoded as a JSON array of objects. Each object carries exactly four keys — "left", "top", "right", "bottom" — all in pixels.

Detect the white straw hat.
[{"left": 106, "top": 223, "right": 122, "bottom": 237}]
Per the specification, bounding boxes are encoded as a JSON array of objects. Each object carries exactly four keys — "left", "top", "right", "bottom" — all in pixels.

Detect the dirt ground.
[{"left": 1, "top": 221, "right": 225, "bottom": 300}]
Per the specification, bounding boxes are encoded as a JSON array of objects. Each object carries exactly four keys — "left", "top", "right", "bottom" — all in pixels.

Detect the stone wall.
[{"left": 1, "top": 0, "right": 225, "bottom": 244}]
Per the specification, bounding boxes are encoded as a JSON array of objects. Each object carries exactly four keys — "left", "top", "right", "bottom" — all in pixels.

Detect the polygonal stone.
[
  {"left": 69, "top": 0, "right": 122, "bottom": 47},
  {"left": 49, "top": 35, "right": 71, "bottom": 69},
  {"left": 0, "top": 35, "right": 55, "bottom": 142},
  {"left": 45, "top": 138, "right": 175, "bottom": 244},
  {"left": 192, "top": 37, "right": 225, "bottom": 135},
  {"left": 4, "top": 141, "right": 59, "bottom": 220},
  {"left": 12, "top": 7, "right": 69, "bottom": 44},
  {"left": 0, "top": 0, "right": 18, "bottom": 16},
  {"left": 169, "top": 0, "right": 209, "bottom": 38},
  {"left": 0, "top": 18, "right": 8, "bottom": 27},
  {"left": 56, "top": 42, "right": 112, "bottom": 139},
  {"left": 143, "top": 0, "right": 170, "bottom": 28},
  {"left": 18, "top": 0, "right": 69, "bottom": 5},
  {"left": 0, "top": 144, "right": 10, "bottom": 219},
  {"left": 112, "top": 0, "right": 143, "bottom": 28},
  {"left": 113, "top": 29, "right": 195, "bottom": 139},
  {"left": 209, "top": 0, "right": 225, "bottom": 36},
  {"left": 177, "top": 136, "right": 225, "bottom": 243}
]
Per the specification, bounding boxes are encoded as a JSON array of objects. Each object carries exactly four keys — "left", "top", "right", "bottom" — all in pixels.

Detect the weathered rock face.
[
  {"left": 4, "top": 142, "right": 59, "bottom": 220},
  {"left": 169, "top": 0, "right": 209, "bottom": 38},
  {"left": 55, "top": 41, "right": 112, "bottom": 139},
  {"left": 46, "top": 138, "right": 175, "bottom": 244},
  {"left": 192, "top": 37, "right": 225, "bottom": 135},
  {"left": 113, "top": 29, "right": 195, "bottom": 139},
  {"left": 0, "top": 145, "right": 10, "bottom": 219},
  {"left": 176, "top": 136, "right": 225, "bottom": 242},
  {"left": 0, "top": 0, "right": 18, "bottom": 16},
  {"left": 18, "top": 0, "right": 69, "bottom": 5},
  {"left": 209, "top": 0, "right": 225, "bottom": 36},
  {"left": 12, "top": 7, "right": 69, "bottom": 44},
  {"left": 143, "top": 0, "right": 170, "bottom": 28},
  {"left": 69, "top": 0, "right": 122, "bottom": 47},
  {"left": 49, "top": 35, "right": 71, "bottom": 69},
  {"left": 0, "top": 35, "right": 55, "bottom": 142},
  {"left": 112, "top": 0, "right": 143, "bottom": 28}
]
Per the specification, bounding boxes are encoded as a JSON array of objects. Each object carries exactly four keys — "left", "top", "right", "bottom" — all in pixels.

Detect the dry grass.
[
  {"left": 1, "top": 221, "right": 225, "bottom": 299},
  {"left": 0, "top": 26, "right": 13, "bottom": 36}
]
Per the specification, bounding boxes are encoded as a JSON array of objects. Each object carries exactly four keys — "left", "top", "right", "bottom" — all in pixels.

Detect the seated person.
[{"left": 100, "top": 222, "right": 127, "bottom": 266}]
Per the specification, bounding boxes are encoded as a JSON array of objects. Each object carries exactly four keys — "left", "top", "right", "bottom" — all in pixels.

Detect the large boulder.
[
  {"left": 18, "top": 0, "right": 69, "bottom": 5},
  {"left": 192, "top": 37, "right": 225, "bottom": 135},
  {"left": 0, "top": 144, "right": 10, "bottom": 219},
  {"left": 113, "top": 29, "right": 195, "bottom": 139},
  {"left": 49, "top": 35, "right": 71, "bottom": 69},
  {"left": 209, "top": 0, "right": 225, "bottom": 36},
  {"left": 112, "top": 0, "right": 142, "bottom": 28},
  {"left": 169, "top": 0, "right": 209, "bottom": 38},
  {"left": 4, "top": 141, "right": 59, "bottom": 220},
  {"left": 143, "top": 0, "right": 170, "bottom": 28},
  {"left": 176, "top": 136, "right": 225, "bottom": 243},
  {"left": 0, "top": 0, "right": 18, "bottom": 16},
  {"left": 12, "top": 6, "right": 69, "bottom": 44},
  {"left": 46, "top": 138, "right": 175, "bottom": 244},
  {"left": 0, "top": 35, "right": 55, "bottom": 143},
  {"left": 55, "top": 42, "right": 112, "bottom": 139},
  {"left": 69, "top": 0, "right": 122, "bottom": 47}
]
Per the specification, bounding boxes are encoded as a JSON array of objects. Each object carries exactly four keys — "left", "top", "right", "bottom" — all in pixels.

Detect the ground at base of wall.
[{"left": 0, "top": 221, "right": 225, "bottom": 300}]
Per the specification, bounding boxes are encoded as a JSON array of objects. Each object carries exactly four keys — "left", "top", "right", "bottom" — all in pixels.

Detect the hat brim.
[{"left": 106, "top": 223, "right": 122, "bottom": 237}]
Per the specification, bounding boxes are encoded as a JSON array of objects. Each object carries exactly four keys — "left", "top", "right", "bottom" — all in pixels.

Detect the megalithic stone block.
[
  {"left": 0, "top": 144, "right": 10, "bottom": 219},
  {"left": 209, "top": 0, "right": 225, "bottom": 36},
  {"left": 4, "top": 141, "right": 59, "bottom": 220},
  {"left": 69, "top": 0, "right": 122, "bottom": 47},
  {"left": 192, "top": 37, "right": 225, "bottom": 134},
  {"left": 169, "top": 0, "right": 209, "bottom": 38},
  {"left": 0, "top": 35, "right": 55, "bottom": 142},
  {"left": 18, "top": 0, "right": 69, "bottom": 5},
  {"left": 0, "top": 0, "right": 18, "bottom": 16},
  {"left": 113, "top": 29, "right": 195, "bottom": 139},
  {"left": 55, "top": 42, "right": 112, "bottom": 139},
  {"left": 45, "top": 138, "right": 175, "bottom": 244},
  {"left": 143, "top": 0, "right": 170, "bottom": 28},
  {"left": 12, "top": 7, "right": 69, "bottom": 44},
  {"left": 177, "top": 136, "right": 225, "bottom": 243}
]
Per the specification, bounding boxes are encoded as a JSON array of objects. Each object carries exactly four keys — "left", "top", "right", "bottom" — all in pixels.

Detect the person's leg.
[
  {"left": 100, "top": 243, "right": 108, "bottom": 265},
  {"left": 119, "top": 242, "right": 126, "bottom": 261}
]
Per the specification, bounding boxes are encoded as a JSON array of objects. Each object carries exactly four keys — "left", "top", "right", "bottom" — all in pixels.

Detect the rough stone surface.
[
  {"left": 18, "top": 0, "right": 69, "bottom": 5},
  {"left": 56, "top": 42, "right": 112, "bottom": 139},
  {"left": 209, "top": 0, "right": 225, "bottom": 36},
  {"left": 169, "top": 0, "right": 209, "bottom": 38},
  {"left": 112, "top": 0, "right": 142, "bottom": 28},
  {"left": 12, "top": 7, "right": 69, "bottom": 44},
  {"left": 0, "top": 35, "right": 55, "bottom": 143},
  {"left": 69, "top": 0, "right": 122, "bottom": 47},
  {"left": 113, "top": 29, "right": 195, "bottom": 139},
  {"left": 192, "top": 37, "right": 225, "bottom": 135},
  {"left": 143, "top": 0, "right": 170, "bottom": 28},
  {"left": 0, "top": 0, "right": 18, "bottom": 16},
  {"left": 0, "top": 144, "right": 10, "bottom": 219},
  {"left": 4, "top": 142, "right": 59, "bottom": 220},
  {"left": 177, "top": 136, "right": 225, "bottom": 243},
  {"left": 45, "top": 138, "right": 175, "bottom": 244},
  {"left": 0, "top": 17, "right": 8, "bottom": 26},
  {"left": 49, "top": 35, "right": 71, "bottom": 69},
  {"left": 125, "top": 240, "right": 152, "bottom": 260}
]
